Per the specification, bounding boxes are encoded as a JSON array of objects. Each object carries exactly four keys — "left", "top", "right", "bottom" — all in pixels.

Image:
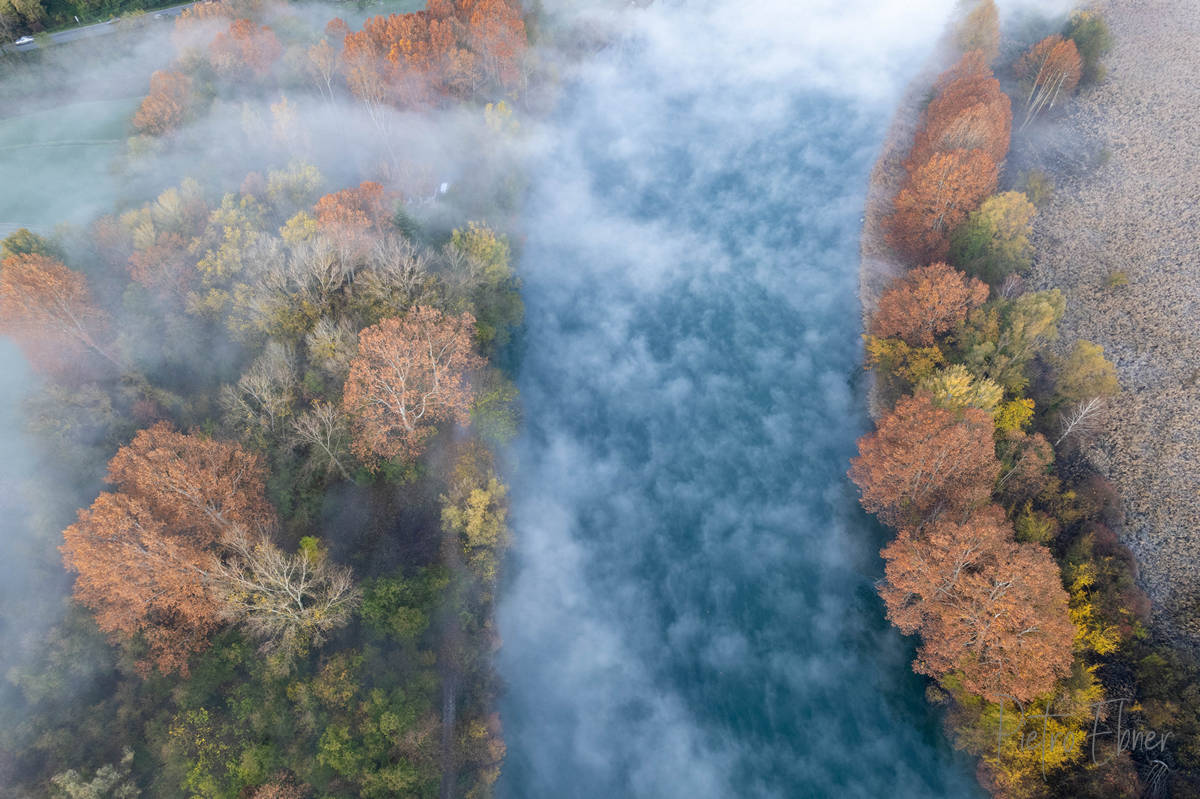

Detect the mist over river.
[{"left": 496, "top": 1, "right": 986, "bottom": 796}]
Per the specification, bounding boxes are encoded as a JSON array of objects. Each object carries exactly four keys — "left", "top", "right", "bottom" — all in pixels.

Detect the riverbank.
[
  {"left": 858, "top": 54, "right": 944, "bottom": 420},
  {"left": 1024, "top": 0, "right": 1200, "bottom": 645}
]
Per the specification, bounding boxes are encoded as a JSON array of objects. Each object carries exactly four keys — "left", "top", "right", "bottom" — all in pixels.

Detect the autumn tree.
[
  {"left": 460, "top": 0, "right": 526, "bottom": 90},
  {"left": 341, "top": 11, "right": 463, "bottom": 109},
  {"left": 106, "top": 422, "right": 274, "bottom": 538},
  {"left": 954, "top": 0, "right": 999, "bottom": 63},
  {"left": 1015, "top": 35, "right": 1082, "bottom": 128},
  {"left": 887, "top": 149, "right": 999, "bottom": 263},
  {"left": 995, "top": 429, "right": 1055, "bottom": 509},
  {"left": 1051, "top": 339, "right": 1120, "bottom": 408},
  {"left": 65, "top": 421, "right": 359, "bottom": 674},
  {"left": 442, "top": 442, "right": 509, "bottom": 591},
  {"left": 132, "top": 70, "right": 193, "bottom": 136},
  {"left": 0, "top": 253, "right": 118, "bottom": 372},
  {"left": 174, "top": 0, "right": 232, "bottom": 28},
  {"left": 909, "top": 50, "right": 1011, "bottom": 167},
  {"left": 849, "top": 392, "right": 999, "bottom": 526},
  {"left": 343, "top": 307, "right": 484, "bottom": 463},
  {"left": 879, "top": 506, "right": 1074, "bottom": 702},
  {"left": 128, "top": 232, "right": 194, "bottom": 300},
  {"left": 870, "top": 262, "right": 989, "bottom": 347},
  {"left": 209, "top": 18, "right": 282, "bottom": 78},
  {"left": 916, "top": 363, "right": 1003, "bottom": 412},
  {"left": 949, "top": 190, "right": 1036, "bottom": 283},
  {"left": 61, "top": 492, "right": 220, "bottom": 675},
  {"left": 313, "top": 181, "right": 391, "bottom": 237},
  {"left": 249, "top": 775, "right": 309, "bottom": 799},
  {"left": 325, "top": 17, "right": 349, "bottom": 41},
  {"left": 952, "top": 289, "right": 1065, "bottom": 394},
  {"left": 863, "top": 336, "right": 945, "bottom": 388},
  {"left": 340, "top": 0, "right": 526, "bottom": 109}
]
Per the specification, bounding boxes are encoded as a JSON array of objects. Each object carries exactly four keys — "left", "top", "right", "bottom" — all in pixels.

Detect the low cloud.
[{"left": 497, "top": 1, "right": 983, "bottom": 797}]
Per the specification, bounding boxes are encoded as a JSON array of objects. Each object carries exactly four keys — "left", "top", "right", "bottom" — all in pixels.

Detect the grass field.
[{"left": 0, "top": 96, "right": 137, "bottom": 235}]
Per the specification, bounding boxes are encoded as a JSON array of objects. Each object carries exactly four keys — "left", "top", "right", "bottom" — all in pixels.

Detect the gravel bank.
[{"left": 1026, "top": 0, "right": 1200, "bottom": 643}]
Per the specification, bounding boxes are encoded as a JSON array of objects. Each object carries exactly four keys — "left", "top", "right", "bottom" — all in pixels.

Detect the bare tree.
[
  {"left": 305, "top": 316, "right": 358, "bottom": 380},
  {"left": 306, "top": 39, "right": 337, "bottom": 103},
  {"left": 289, "top": 401, "right": 353, "bottom": 479},
  {"left": 1055, "top": 396, "right": 1106, "bottom": 447},
  {"left": 221, "top": 342, "right": 298, "bottom": 436},
  {"left": 351, "top": 235, "right": 438, "bottom": 315},
  {"left": 210, "top": 525, "right": 360, "bottom": 658}
]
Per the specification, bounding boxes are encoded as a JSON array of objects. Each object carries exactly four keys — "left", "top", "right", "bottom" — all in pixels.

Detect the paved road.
[{"left": 3, "top": 2, "right": 194, "bottom": 53}]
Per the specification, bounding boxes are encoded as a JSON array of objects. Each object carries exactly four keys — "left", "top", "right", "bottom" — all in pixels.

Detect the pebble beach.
[{"left": 1027, "top": 0, "right": 1200, "bottom": 644}]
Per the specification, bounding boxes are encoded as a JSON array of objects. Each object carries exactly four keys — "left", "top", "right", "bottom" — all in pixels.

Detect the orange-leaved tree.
[
  {"left": 61, "top": 492, "right": 221, "bottom": 676},
  {"left": 127, "top": 232, "right": 194, "bottom": 300},
  {"left": 0, "top": 253, "right": 117, "bottom": 372},
  {"left": 871, "top": 262, "right": 989, "bottom": 347},
  {"left": 313, "top": 181, "right": 394, "bottom": 261},
  {"left": 849, "top": 392, "right": 999, "bottom": 526},
  {"left": 60, "top": 423, "right": 272, "bottom": 674},
  {"left": 886, "top": 148, "right": 998, "bottom": 264},
  {"left": 132, "top": 70, "right": 193, "bottom": 136},
  {"left": 1015, "top": 35, "right": 1082, "bottom": 128},
  {"left": 313, "top": 181, "right": 392, "bottom": 236},
  {"left": 879, "top": 505, "right": 1074, "bottom": 702},
  {"left": 343, "top": 307, "right": 483, "bottom": 464},
  {"left": 340, "top": 0, "right": 525, "bottom": 109},
  {"left": 459, "top": 0, "right": 526, "bottom": 90},
  {"left": 909, "top": 50, "right": 1011, "bottom": 167},
  {"left": 209, "top": 18, "right": 282, "bottom": 79},
  {"left": 105, "top": 421, "right": 275, "bottom": 537}
]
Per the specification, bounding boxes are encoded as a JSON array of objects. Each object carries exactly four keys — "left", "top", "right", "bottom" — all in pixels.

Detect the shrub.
[
  {"left": 1105, "top": 270, "right": 1129, "bottom": 289},
  {"left": 1064, "top": 10, "right": 1113, "bottom": 84},
  {"left": 1018, "top": 169, "right": 1054, "bottom": 207}
]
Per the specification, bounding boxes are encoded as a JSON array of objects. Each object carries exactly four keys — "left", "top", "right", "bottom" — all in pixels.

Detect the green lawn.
[{"left": 0, "top": 96, "right": 136, "bottom": 235}]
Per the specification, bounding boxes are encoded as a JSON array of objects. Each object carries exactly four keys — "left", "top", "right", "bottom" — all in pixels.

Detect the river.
[{"left": 496, "top": 1, "right": 985, "bottom": 797}]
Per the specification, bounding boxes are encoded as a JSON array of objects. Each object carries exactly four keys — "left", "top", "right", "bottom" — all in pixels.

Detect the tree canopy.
[
  {"left": 849, "top": 392, "right": 999, "bottom": 527},
  {"left": 343, "top": 307, "right": 484, "bottom": 464}
]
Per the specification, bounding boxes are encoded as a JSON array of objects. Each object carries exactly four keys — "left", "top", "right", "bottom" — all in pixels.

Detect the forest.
[
  {"left": 854, "top": 2, "right": 1200, "bottom": 797},
  {"left": 0, "top": 0, "right": 529, "bottom": 796}
]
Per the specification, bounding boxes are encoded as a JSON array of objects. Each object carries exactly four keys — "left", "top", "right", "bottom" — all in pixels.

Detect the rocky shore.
[{"left": 1025, "top": 0, "right": 1200, "bottom": 643}]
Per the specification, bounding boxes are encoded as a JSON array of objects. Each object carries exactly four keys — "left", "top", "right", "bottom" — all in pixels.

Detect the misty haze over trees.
[
  {"left": 0, "top": 0, "right": 527, "bottom": 795},
  {"left": 2, "top": 0, "right": 1200, "bottom": 798}
]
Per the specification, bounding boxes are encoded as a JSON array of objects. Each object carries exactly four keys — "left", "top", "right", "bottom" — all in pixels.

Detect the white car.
[{"left": 14, "top": 35, "right": 34, "bottom": 45}]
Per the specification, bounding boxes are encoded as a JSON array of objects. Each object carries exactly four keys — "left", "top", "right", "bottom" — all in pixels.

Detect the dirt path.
[{"left": 1026, "top": 0, "right": 1200, "bottom": 644}]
